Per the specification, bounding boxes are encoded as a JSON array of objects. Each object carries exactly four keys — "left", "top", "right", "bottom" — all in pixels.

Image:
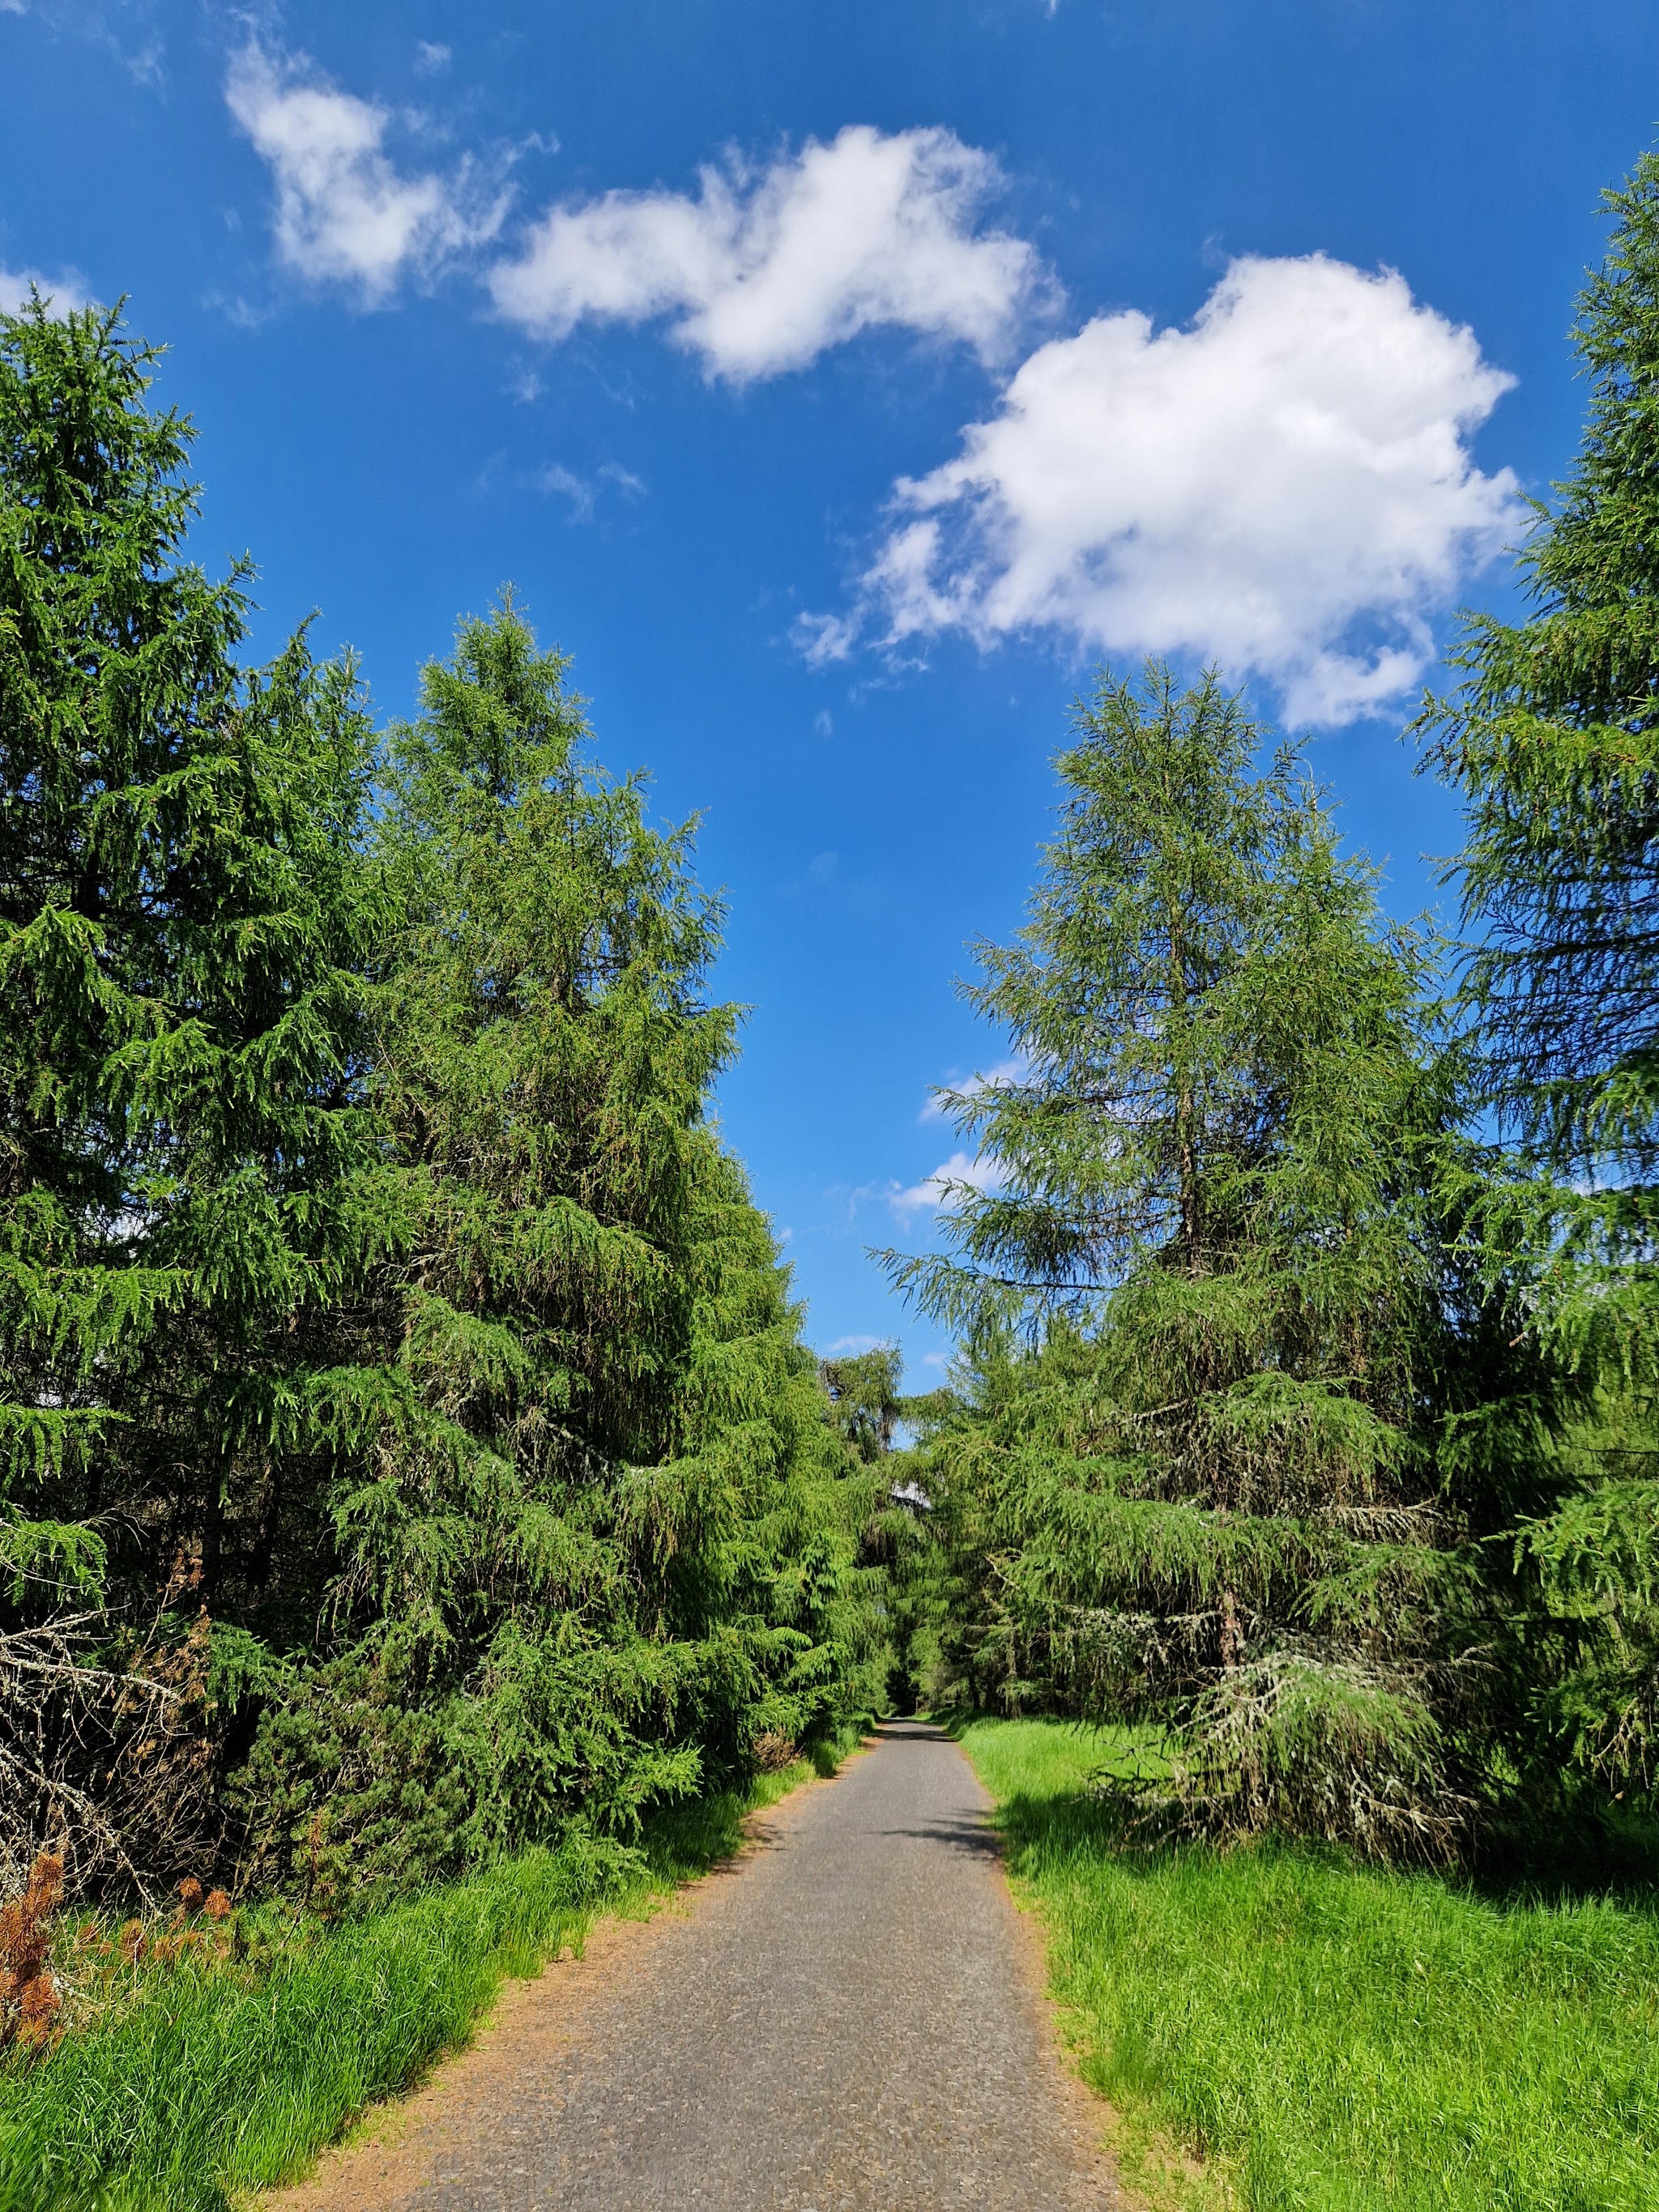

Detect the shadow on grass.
[
  {"left": 949, "top": 1711, "right": 1659, "bottom": 2212},
  {"left": 641, "top": 1788, "right": 757, "bottom": 1883},
  {"left": 938, "top": 1707, "right": 1659, "bottom": 1919}
]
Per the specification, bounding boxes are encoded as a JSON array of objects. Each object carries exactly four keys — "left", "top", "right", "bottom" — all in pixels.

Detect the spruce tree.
[
  {"left": 235, "top": 606, "right": 885, "bottom": 1896},
  {"left": 1420, "top": 149, "right": 1659, "bottom": 1800},
  {"left": 0, "top": 298, "right": 393, "bottom": 1887},
  {"left": 893, "top": 666, "right": 1537, "bottom": 1859},
  {"left": 1, "top": 302, "right": 889, "bottom": 1899},
  {"left": 1, "top": 300, "right": 233, "bottom": 1591}
]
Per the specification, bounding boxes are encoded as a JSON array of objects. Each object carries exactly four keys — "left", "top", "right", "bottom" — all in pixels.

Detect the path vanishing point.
[{"left": 268, "top": 1720, "right": 1120, "bottom": 2211}]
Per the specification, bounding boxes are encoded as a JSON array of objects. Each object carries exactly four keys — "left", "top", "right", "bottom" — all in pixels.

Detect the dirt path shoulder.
[{"left": 262, "top": 1720, "right": 1121, "bottom": 2212}]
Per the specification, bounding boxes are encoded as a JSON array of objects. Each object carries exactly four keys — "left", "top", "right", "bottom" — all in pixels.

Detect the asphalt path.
[{"left": 271, "top": 1720, "right": 1119, "bottom": 2211}]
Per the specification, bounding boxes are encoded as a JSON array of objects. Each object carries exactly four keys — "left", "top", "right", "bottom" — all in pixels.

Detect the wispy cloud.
[
  {"left": 489, "top": 125, "right": 1052, "bottom": 382},
  {"left": 889, "top": 1149, "right": 1004, "bottom": 1222},
  {"left": 804, "top": 253, "right": 1523, "bottom": 725},
  {"left": 919, "top": 1056, "right": 1026, "bottom": 1122},
  {"left": 225, "top": 39, "right": 505, "bottom": 304},
  {"left": 535, "top": 458, "right": 646, "bottom": 521},
  {"left": 6, "top": 0, "right": 164, "bottom": 79}
]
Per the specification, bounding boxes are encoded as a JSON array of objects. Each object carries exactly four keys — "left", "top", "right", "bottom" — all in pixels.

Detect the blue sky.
[{"left": 4, "top": 0, "right": 1657, "bottom": 1380}]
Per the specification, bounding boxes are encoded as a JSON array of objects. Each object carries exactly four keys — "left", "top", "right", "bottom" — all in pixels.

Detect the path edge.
[
  {"left": 245, "top": 1734, "right": 878, "bottom": 2211},
  {"left": 942, "top": 1724, "right": 1236, "bottom": 2212}
]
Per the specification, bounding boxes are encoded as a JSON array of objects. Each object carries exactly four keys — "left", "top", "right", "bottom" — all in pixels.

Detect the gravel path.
[{"left": 269, "top": 1721, "right": 1120, "bottom": 2211}]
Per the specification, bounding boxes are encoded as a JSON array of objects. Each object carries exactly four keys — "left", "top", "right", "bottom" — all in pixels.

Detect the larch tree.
[{"left": 892, "top": 666, "right": 1549, "bottom": 1860}]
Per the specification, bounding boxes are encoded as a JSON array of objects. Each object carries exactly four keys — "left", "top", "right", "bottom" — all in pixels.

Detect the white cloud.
[
  {"left": 812, "top": 253, "right": 1523, "bottom": 725},
  {"left": 825, "top": 1334, "right": 885, "bottom": 1355},
  {"left": 415, "top": 41, "right": 451, "bottom": 75},
  {"left": 226, "top": 40, "right": 502, "bottom": 303},
  {"left": 919, "top": 1056, "right": 1026, "bottom": 1121},
  {"left": 488, "top": 125, "right": 1049, "bottom": 382},
  {"left": 0, "top": 266, "right": 91, "bottom": 314},
  {"left": 889, "top": 1150, "right": 1004, "bottom": 1221},
  {"left": 539, "top": 462, "right": 595, "bottom": 519},
  {"left": 535, "top": 458, "right": 646, "bottom": 520}
]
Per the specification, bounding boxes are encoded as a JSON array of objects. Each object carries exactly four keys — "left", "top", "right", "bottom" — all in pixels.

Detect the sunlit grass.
[
  {"left": 957, "top": 1715, "right": 1659, "bottom": 2212},
  {"left": 0, "top": 1731, "right": 866, "bottom": 2212}
]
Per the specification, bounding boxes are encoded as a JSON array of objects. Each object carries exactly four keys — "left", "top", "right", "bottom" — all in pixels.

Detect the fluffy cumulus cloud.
[
  {"left": 488, "top": 126, "right": 1048, "bottom": 382},
  {"left": 810, "top": 254, "right": 1525, "bottom": 723},
  {"left": 225, "top": 41, "right": 501, "bottom": 302}
]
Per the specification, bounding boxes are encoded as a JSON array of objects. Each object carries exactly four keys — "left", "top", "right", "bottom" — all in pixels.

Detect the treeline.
[
  {"left": 0, "top": 301, "right": 893, "bottom": 1905},
  {"left": 883, "top": 153, "right": 1659, "bottom": 1865},
  {"left": 12, "top": 145, "right": 1659, "bottom": 1910}
]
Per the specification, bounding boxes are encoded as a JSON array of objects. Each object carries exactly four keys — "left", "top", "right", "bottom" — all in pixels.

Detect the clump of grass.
[
  {"left": 0, "top": 1833, "right": 627, "bottom": 2212},
  {"left": 0, "top": 1733, "right": 864, "bottom": 2212},
  {"left": 957, "top": 1715, "right": 1659, "bottom": 2212}
]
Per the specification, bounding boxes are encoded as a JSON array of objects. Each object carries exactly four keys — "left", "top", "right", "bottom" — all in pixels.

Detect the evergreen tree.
[
  {"left": 1, "top": 299, "right": 232, "bottom": 1600},
  {"left": 818, "top": 1346, "right": 940, "bottom": 1709},
  {"left": 0, "top": 297, "right": 397, "bottom": 1888},
  {"left": 821, "top": 1347, "right": 902, "bottom": 1464},
  {"left": 235, "top": 607, "right": 885, "bottom": 1897},
  {"left": 893, "top": 666, "right": 1544, "bottom": 1859},
  {"left": 1420, "top": 149, "right": 1659, "bottom": 1801},
  {"left": 0, "top": 297, "right": 889, "bottom": 1903}
]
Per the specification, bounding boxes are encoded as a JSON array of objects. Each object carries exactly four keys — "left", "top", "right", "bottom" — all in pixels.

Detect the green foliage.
[
  {"left": 0, "top": 1738, "right": 859, "bottom": 2212},
  {"left": 1419, "top": 149, "right": 1659, "bottom": 1806},
  {"left": 959, "top": 1716, "right": 1659, "bottom": 2212},
  {"left": 230, "top": 604, "right": 885, "bottom": 1897},
  {"left": 0, "top": 296, "right": 224, "bottom": 1573},
  {"left": 0, "top": 1835, "right": 627, "bottom": 2212},
  {"left": 0, "top": 300, "right": 885, "bottom": 1906},
  {"left": 0, "top": 297, "right": 396, "bottom": 1890},
  {"left": 821, "top": 1346, "right": 902, "bottom": 1464},
  {"left": 892, "top": 667, "right": 1551, "bottom": 1858},
  {"left": 1418, "top": 152, "right": 1659, "bottom": 1179}
]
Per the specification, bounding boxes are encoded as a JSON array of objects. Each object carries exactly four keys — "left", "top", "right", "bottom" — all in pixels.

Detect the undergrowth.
[
  {"left": 0, "top": 1728, "right": 867, "bottom": 2212},
  {"left": 955, "top": 1715, "right": 1659, "bottom": 2212}
]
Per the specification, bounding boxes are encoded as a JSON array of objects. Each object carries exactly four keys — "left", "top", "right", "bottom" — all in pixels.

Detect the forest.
[{"left": 6, "top": 134, "right": 1659, "bottom": 2212}]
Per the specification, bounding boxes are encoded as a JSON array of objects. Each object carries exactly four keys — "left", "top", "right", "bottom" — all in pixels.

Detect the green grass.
[
  {"left": 955, "top": 1715, "right": 1659, "bottom": 2212},
  {"left": 0, "top": 1732, "right": 866, "bottom": 2212}
]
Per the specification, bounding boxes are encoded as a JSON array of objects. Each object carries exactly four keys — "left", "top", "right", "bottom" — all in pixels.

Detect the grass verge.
[
  {"left": 954, "top": 1714, "right": 1659, "bottom": 2212},
  {"left": 0, "top": 1726, "right": 868, "bottom": 2212}
]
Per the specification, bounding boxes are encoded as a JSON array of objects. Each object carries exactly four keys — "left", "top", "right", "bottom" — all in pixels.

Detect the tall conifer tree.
[
  {"left": 235, "top": 607, "right": 885, "bottom": 1894},
  {"left": 0, "top": 299, "right": 393, "bottom": 1885},
  {"left": 1422, "top": 150, "right": 1659, "bottom": 1797},
  {"left": 896, "top": 667, "right": 1538, "bottom": 1858}
]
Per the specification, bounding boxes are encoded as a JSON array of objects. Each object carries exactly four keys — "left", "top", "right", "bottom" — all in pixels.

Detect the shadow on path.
[{"left": 267, "top": 1720, "right": 1121, "bottom": 2212}]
